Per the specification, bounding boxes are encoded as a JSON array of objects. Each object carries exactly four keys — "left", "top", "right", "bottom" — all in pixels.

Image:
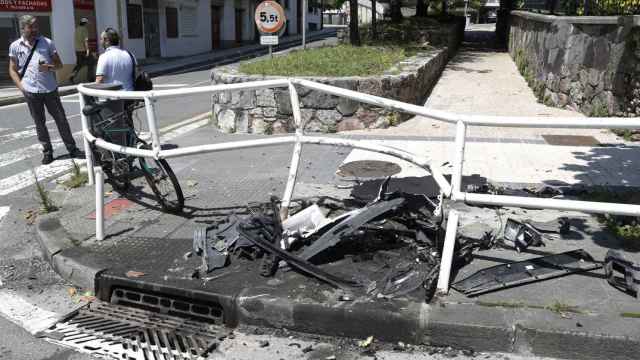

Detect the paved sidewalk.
[
  {"left": 0, "top": 29, "right": 336, "bottom": 107},
  {"left": 343, "top": 24, "right": 635, "bottom": 189}
]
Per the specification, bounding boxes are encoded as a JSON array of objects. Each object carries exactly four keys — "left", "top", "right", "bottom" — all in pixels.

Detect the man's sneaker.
[
  {"left": 69, "top": 148, "right": 85, "bottom": 159},
  {"left": 42, "top": 153, "right": 54, "bottom": 165}
]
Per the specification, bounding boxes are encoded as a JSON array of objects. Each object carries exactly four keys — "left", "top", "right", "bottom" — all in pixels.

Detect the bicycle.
[{"left": 82, "top": 97, "right": 184, "bottom": 214}]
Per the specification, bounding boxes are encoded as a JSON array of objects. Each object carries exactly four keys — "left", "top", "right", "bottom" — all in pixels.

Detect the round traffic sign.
[{"left": 254, "top": 1, "right": 286, "bottom": 34}]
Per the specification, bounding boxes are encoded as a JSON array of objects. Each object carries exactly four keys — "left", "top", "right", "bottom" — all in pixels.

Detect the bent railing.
[{"left": 78, "top": 78, "right": 640, "bottom": 294}]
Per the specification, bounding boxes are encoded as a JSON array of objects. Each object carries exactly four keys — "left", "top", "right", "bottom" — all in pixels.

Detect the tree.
[
  {"left": 390, "top": 0, "right": 403, "bottom": 22},
  {"left": 416, "top": 0, "right": 429, "bottom": 17},
  {"left": 371, "top": 0, "right": 378, "bottom": 40},
  {"left": 349, "top": 0, "right": 361, "bottom": 46}
]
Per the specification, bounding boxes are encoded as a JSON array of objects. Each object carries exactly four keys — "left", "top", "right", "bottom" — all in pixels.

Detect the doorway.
[
  {"left": 235, "top": 9, "right": 244, "bottom": 45},
  {"left": 211, "top": 6, "right": 221, "bottom": 49},
  {"left": 143, "top": 0, "right": 161, "bottom": 58}
]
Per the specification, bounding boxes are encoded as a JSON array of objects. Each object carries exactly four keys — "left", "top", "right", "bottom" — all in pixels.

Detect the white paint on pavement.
[
  {"left": 0, "top": 131, "right": 83, "bottom": 169},
  {"left": 0, "top": 206, "right": 9, "bottom": 222},
  {"left": 0, "top": 113, "right": 208, "bottom": 197},
  {"left": 160, "top": 118, "right": 209, "bottom": 142},
  {"left": 0, "top": 127, "right": 38, "bottom": 143},
  {"left": 0, "top": 159, "right": 87, "bottom": 196},
  {"left": 153, "top": 84, "right": 189, "bottom": 87},
  {"left": 0, "top": 290, "right": 60, "bottom": 334}
]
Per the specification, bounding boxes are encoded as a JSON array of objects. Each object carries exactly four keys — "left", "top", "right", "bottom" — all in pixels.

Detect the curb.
[
  {"left": 36, "top": 215, "right": 640, "bottom": 360},
  {"left": 0, "top": 30, "right": 336, "bottom": 108},
  {"left": 36, "top": 216, "right": 106, "bottom": 291}
]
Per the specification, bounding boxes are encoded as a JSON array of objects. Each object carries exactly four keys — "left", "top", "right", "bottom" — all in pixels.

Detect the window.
[
  {"left": 166, "top": 7, "right": 178, "bottom": 38},
  {"left": 181, "top": 5, "right": 197, "bottom": 36},
  {"left": 127, "top": 2, "right": 143, "bottom": 39}
]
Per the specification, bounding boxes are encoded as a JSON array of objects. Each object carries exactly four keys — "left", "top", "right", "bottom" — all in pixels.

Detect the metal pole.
[
  {"left": 281, "top": 82, "right": 304, "bottom": 220},
  {"left": 302, "top": 0, "right": 306, "bottom": 49},
  {"left": 437, "top": 210, "right": 459, "bottom": 295},
  {"left": 94, "top": 166, "right": 104, "bottom": 241},
  {"left": 79, "top": 93, "right": 95, "bottom": 185},
  {"left": 451, "top": 121, "right": 466, "bottom": 200},
  {"left": 144, "top": 96, "right": 162, "bottom": 158}
]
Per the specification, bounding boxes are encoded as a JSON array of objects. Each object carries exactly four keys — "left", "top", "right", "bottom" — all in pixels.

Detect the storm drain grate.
[
  {"left": 110, "top": 288, "right": 225, "bottom": 324},
  {"left": 39, "top": 301, "right": 227, "bottom": 359}
]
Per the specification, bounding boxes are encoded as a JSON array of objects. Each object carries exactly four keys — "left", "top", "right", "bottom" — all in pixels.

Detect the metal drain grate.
[
  {"left": 110, "top": 288, "right": 225, "bottom": 324},
  {"left": 39, "top": 301, "right": 226, "bottom": 359}
]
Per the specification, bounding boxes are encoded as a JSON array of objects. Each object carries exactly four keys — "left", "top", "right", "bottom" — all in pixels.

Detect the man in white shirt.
[{"left": 95, "top": 28, "right": 134, "bottom": 91}]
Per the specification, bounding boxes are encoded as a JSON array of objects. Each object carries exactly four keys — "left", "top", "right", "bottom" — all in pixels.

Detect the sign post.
[{"left": 255, "top": 1, "right": 286, "bottom": 59}]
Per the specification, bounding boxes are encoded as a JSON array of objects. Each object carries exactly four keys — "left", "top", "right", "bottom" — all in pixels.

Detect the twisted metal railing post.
[{"left": 281, "top": 81, "right": 305, "bottom": 221}]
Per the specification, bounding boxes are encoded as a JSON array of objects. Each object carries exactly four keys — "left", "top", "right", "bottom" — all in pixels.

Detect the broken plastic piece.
[
  {"left": 300, "top": 197, "right": 406, "bottom": 261},
  {"left": 281, "top": 204, "right": 328, "bottom": 248},
  {"left": 605, "top": 250, "right": 640, "bottom": 298},
  {"left": 451, "top": 249, "right": 601, "bottom": 296},
  {"left": 503, "top": 218, "right": 544, "bottom": 252}
]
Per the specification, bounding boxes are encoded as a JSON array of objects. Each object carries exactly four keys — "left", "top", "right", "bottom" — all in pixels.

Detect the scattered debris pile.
[{"left": 192, "top": 178, "right": 447, "bottom": 301}]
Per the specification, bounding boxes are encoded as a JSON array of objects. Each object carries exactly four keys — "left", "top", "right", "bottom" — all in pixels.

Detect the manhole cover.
[
  {"left": 336, "top": 160, "right": 402, "bottom": 178},
  {"left": 542, "top": 135, "right": 600, "bottom": 146},
  {"left": 39, "top": 301, "right": 226, "bottom": 359}
]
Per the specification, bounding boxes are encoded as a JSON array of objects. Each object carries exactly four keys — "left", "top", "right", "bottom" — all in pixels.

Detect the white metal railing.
[{"left": 78, "top": 78, "right": 640, "bottom": 295}]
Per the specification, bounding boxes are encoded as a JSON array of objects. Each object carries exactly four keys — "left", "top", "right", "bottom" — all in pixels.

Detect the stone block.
[
  {"left": 337, "top": 98, "right": 360, "bottom": 116},
  {"left": 557, "top": 93, "right": 569, "bottom": 107},
  {"left": 272, "top": 120, "right": 289, "bottom": 134},
  {"left": 316, "top": 109, "right": 342, "bottom": 126},
  {"left": 231, "top": 90, "right": 256, "bottom": 109},
  {"left": 569, "top": 82, "right": 584, "bottom": 105},
  {"left": 301, "top": 90, "right": 339, "bottom": 109},
  {"left": 252, "top": 117, "right": 267, "bottom": 134},
  {"left": 337, "top": 117, "right": 365, "bottom": 132},
  {"left": 236, "top": 111, "right": 249, "bottom": 133},
  {"left": 300, "top": 109, "right": 315, "bottom": 126},
  {"left": 263, "top": 107, "right": 277, "bottom": 117},
  {"left": 304, "top": 120, "right": 324, "bottom": 132},
  {"left": 559, "top": 77, "right": 571, "bottom": 93},
  {"left": 249, "top": 107, "right": 264, "bottom": 116},
  {"left": 218, "top": 109, "right": 236, "bottom": 133},
  {"left": 357, "top": 78, "right": 383, "bottom": 97},
  {"left": 219, "top": 91, "right": 231, "bottom": 104},
  {"left": 275, "top": 90, "right": 292, "bottom": 115},
  {"left": 256, "top": 89, "right": 276, "bottom": 107}
]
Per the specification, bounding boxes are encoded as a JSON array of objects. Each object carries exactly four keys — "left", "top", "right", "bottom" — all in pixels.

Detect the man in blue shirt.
[{"left": 8, "top": 15, "right": 83, "bottom": 165}]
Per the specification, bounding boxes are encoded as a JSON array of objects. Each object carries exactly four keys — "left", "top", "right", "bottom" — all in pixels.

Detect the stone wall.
[
  {"left": 509, "top": 11, "right": 640, "bottom": 116},
  {"left": 210, "top": 49, "right": 448, "bottom": 134}
]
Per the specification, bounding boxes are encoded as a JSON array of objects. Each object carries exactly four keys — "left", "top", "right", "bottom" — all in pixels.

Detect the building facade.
[{"left": 1, "top": 0, "right": 322, "bottom": 83}]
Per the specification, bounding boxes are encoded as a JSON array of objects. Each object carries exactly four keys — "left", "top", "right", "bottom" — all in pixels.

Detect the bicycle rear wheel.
[{"left": 138, "top": 157, "right": 184, "bottom": 213}]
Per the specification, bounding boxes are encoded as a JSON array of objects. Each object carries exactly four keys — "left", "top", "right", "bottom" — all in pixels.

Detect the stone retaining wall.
[
  {"left": 210, "top": 49, "right": 449, "bottom": 134},
  {"left": 509, "top": 11, "right": 640, "bottom": 116}
]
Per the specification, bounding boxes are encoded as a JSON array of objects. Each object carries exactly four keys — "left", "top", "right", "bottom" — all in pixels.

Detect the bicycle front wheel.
[{"left": 138, "top": 157, "right": 184, "bottom": 213}]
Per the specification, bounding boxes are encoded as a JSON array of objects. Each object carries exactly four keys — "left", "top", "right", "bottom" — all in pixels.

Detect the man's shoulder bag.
[{"left": 126, "top": 50, "right": 152, "bottom": 91}]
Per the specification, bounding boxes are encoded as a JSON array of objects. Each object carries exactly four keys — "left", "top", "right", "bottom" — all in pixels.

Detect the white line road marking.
[
  {"left": 0, "top": 131, "right": 83, "bottom": 169},
  {"left": 0, "top": 158, "right": 87, "bottom": 196},
  {"left": 0, "top": 206, "right": 9, "bottom": 222},
  {"left": 0, "top": 112, "right": 209, "bottom": 197},
  {"left": 0, "top": 127, "right": 37, "bottom": 142},
  {"left": 0, "top": 290, "right": 60, "bottom": 334},
  {"left": 61, "top": 99, "right": 80, "bottom": 103}
]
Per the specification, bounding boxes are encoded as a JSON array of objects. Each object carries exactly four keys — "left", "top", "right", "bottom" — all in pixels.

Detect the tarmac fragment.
[{"left": 259, "top": 340, "right": 270, "bottom": 347}]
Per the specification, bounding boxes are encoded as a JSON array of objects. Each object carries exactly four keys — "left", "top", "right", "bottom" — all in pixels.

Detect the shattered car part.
[
  {"left": 503, "top": 218, "right": 545, "bottom": 252},
  {"left": 376, "top": 261, "right": 434, "bottom": 298},
  {"left": 193, "top": 226, "right": 227, "bottom": 272},
  {"left": 299, "top": 197, "right": 407, "bottom": 261},
  {"left": 237, "top": 216, "right": 360, "bottom": 290},
  {"left": 260, "top": 197, "right": 282, "bottom": 277},
  {"left": 281, "top": 204, "right": 329, "bottom": 249},
  {"left": 605, "top": 250, "right": 640, "bottom": 298},
  {"left": 451, "top": 249, "right": 601, "bottom": 297}
]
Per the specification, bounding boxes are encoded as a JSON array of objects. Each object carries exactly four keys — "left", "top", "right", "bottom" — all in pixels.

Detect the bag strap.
[
  {"left": 19, "top": 38, "right": 40, "bottom": 79},
  {"left": 126, "top": 50, "right": 136, "bottom": 82}
]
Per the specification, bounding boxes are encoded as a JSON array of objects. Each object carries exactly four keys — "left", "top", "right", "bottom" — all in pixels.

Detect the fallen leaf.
[
  {"left": 358, "top": 335, "right": 374, "bottom": 348},
  {"left": 67, "top": 287, "right": 77, "bottom": 297},
  {"left": 125, "top": 270, "right": 146, "bottom": 278}
]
